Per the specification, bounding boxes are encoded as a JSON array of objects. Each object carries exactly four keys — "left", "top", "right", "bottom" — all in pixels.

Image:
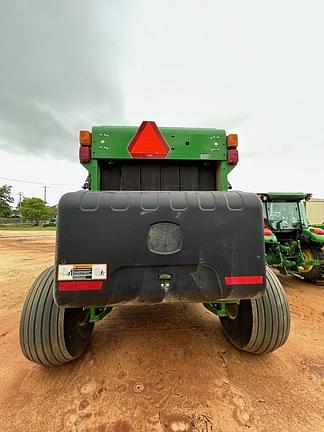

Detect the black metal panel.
[
  {"left": 55, "top": 190, "right": 266, "bottom": 307},
  {"left": 179, "top": 164, "right": 199, "bottom": 190},
  {"left": 121, "top": 164, "right": 140, "bottom": 190},
  {"left": 161, "top": 164, "right": 180, "bottom": 190},
  {"left": 100, "top": 160, "right": 217, "bottom": 191},
  {"left": 199, "top": 162, "right": 216, "bottom": 191},
  {"left": 140, "top": 164, "right": 161, "bottom": 190},
  {"left": 100, "top": 163, "right": 120, "bottom": 190}
]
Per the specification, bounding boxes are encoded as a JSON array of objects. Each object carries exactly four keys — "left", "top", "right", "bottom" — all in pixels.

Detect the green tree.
[
  {"left": 0, "top": 185, "right": 14, "bottom": 217},
  {"left": 47, "top": 205, "right": 57, "bottom": 219},
  {"left": 20, "top": 197, "right": 51, "bottom": 226}
]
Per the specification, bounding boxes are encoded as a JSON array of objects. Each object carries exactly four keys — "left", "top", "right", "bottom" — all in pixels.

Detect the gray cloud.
[{"left": 0, "top": 1, "right": 131, "bottom": 159}]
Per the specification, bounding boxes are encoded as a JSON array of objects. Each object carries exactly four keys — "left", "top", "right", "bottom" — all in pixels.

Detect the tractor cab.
[
  {"left": 258, "top": 192, "right": 324, "bottom": 282},
  {"left": 259, "top": 193, "right": 310, "bottom": 242}
]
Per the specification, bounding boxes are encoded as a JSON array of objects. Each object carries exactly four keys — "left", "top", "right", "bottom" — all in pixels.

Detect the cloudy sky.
[{"left": 1, "top": 0, "right": 323, "bottom": 205}]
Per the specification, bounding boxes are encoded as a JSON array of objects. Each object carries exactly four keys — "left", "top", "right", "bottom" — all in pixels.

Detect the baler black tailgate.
[{"left": 54, "top": 190, "right": 266, "bottom": 307}]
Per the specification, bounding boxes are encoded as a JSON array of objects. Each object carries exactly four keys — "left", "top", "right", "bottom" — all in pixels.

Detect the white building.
[{"left": 306, "top": 199, "right": 324, "bottom": 224}]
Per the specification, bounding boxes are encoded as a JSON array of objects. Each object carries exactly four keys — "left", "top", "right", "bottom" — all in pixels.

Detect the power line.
[{"left": 0, "top": 176, "right": 76, "bottom": 186}]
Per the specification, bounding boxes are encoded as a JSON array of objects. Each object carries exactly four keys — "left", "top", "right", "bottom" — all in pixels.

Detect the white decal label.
[
  {"left": 58, "top": 264, "right": 107, "bottom": 281},
  {"left": 200, "top": 153, "right": 211, "bottom": 160}
]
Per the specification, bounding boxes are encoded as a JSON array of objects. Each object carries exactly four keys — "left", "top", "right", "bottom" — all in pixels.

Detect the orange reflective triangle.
[{"left": 128, "top": 121, "right": 170, "bottom": 158}]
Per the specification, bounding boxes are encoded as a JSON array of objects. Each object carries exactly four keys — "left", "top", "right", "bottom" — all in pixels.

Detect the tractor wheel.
[
  {"left": 20, "top": 266, "right": 94, "bottom": 366},
  {"left": 220, "top": 266, "right": 290, "bottom": 354},
  {"left": 300, "top": 245, "right": 324, "bottom": 283}
]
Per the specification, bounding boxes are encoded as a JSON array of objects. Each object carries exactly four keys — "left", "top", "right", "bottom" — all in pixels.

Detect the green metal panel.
[
  {"left": 87, "top": 307, "right": 112, "bottom": 323},
  {"left": 313, "top": 223, "right": 324, "bottom": 229},
  {"left": 84, "top": 160, "right": 100, "bottom": 190},
  {"left": 264, "top": 232, "right": 278, "bottom": 243},
  {"left": 302, "top": 228, "right": 324, "bottom": 243},
  {"left": 217, "top": 161, "right": 235, "bottom": 191},
  {"left": 204, "top": 301, "right": 239, "bottom": 318},
  {"left": 91, "top": 126, "right": 227, "bottom": 161}
]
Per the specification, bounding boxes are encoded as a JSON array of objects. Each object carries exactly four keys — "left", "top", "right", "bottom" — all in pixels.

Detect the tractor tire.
[
  {"left": 20, "top": 266, "right": 94, "bottom": 366},
  {"left": 220, "top": 266, "right": 290, "bottom": 354},
  {"left": 300, "top": 245, "right": 324, "bottom": 283}
]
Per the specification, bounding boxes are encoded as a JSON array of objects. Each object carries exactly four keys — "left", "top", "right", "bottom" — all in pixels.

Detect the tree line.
[{"left": 0, "top": 185, "right": 56, "bottom": 225}]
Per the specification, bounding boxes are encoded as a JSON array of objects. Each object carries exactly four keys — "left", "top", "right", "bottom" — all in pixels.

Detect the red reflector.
[
  {"left": 225, "top": 275, "right": 264, "bottom": 285},
  {"left": 128, "top": 121, "right": 170, "bottom": 158},
  {"left": 310, "top": 227, "right": 324, "bottom": 235},
  {"left": 264, "top": 228, "right": 273, "bottom": 237},
  {"left": 79, "top": 146, "right": 91, "bottom": 163},
  {"left": 227, "top": 148, "right": 239, "bottom": 165},
  {"left": 58, "top": 280, "right": 103, "bottom": 291}
]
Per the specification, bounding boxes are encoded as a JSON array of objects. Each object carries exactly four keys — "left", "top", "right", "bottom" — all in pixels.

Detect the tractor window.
[{"left": 265, "top": 202, "right": 301, "bottom": 230}]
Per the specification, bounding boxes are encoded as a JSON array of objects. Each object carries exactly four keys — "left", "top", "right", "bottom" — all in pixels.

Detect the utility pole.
[
  {"left": 42, "top": 186, "right": 49, "bottom": 205},
  {"left": 17, "top": 192, "right": 23, "bottom": 209}
]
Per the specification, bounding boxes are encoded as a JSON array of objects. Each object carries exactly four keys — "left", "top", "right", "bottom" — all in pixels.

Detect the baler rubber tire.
[
  {"left": 220, "top": 266, "right": 290, "bottom": 354},
  {"left": 20, "top": 266, "right": 94, "bottom": 366}
]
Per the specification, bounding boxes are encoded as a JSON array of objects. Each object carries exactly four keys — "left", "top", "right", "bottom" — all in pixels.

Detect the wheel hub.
[
  {"left": 300, "top": 249, "right": 314, "bottom": 273},
  {"left": 226, "top": 303, "right": 239, "bottom": 320}
]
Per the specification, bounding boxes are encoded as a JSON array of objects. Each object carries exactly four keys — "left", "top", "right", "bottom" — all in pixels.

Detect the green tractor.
[
  {"left": 259, "top": 192, "right": 324, "bottom": 283},
  {"left": 19, "top": 122, "right": 291, "bottom": 366}
]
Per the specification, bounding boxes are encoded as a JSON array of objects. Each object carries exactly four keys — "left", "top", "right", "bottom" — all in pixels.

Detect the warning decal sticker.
[{"left": 58, "top": 264, "right": 107, "bottom": 281}]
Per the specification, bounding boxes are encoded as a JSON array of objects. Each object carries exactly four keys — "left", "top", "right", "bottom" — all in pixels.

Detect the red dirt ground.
[{"left": 0, "top": 231, "right": 323, "bottom": 432}]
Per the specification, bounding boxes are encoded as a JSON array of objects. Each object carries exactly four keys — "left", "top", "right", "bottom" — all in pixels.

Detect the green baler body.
[{"left": 81, "top": 124, "right": 236, "bottom": 192}]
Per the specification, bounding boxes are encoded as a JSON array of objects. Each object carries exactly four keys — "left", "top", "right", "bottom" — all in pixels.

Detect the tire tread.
[
  {"left": 251, "top": 267, "right": 290, "bottom": 353},
  {"left": 19, "top": 266, "right": 92, "bottom": 366},
  {"left": 220, "top": 266, "right": 290, "bottom": 354}
]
